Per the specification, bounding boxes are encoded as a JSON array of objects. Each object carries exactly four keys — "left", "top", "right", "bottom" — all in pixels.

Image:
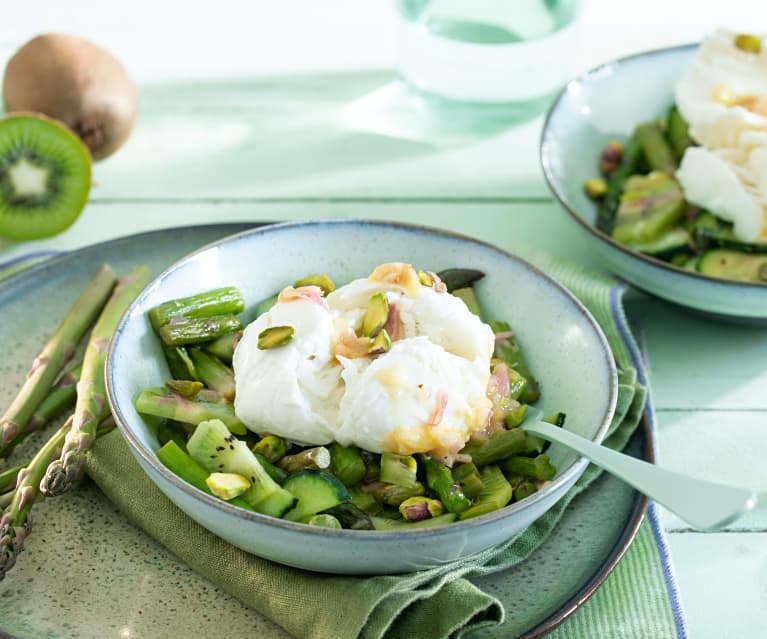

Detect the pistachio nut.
[
  {"left": 361, "top": 292, "right": 389, "bottom": 338},
  {"left": 257, "top": 325, "right": 295, "bottom": 349},
  {"left": 293, "top": 273, "right": 336, "bottom": 295},
  {"left": 368, "top": 328, "right": 392, "bottom": 355}
]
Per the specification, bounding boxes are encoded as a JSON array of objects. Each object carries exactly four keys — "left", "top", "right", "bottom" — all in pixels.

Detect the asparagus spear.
[
  {"left": 204, "top": 330, "right": 241, "bottom": 364},
  {"left": 500, "top": 454, "right": 557, "bottom": 481},
  {"left": 668, "top": 106, "right": 694, "bottom": 161},
  {"left": 0, "top": 493, "right": 11, "bottom": 511},
  {"left": 0, "top": 265, "right": 116, "bottom": 450},
  {"left": 435, "top": 268, "right": 485, "bottom": 293},
  {"left": 0, "top": 361, "right": 82, "bottom": 458},
  {"left": 148, "top": 286, "right": 245, "bottom": 330},
  {"left": 162, "top": 345, "right": 199, "bottom": 380},
  {"left": 451, "top": 462, "right": 484, "bottom": 498},
  {"left": 379, "top": 453, "right": 419, "bottom": 489},
  {"left": 459, "top": 427, "right": 527, "bottom": 466},
  {"left": 362, "top": 480, "right": 425, "bottom": 507},
  {"left": 635, "top": 122, "right": 676, "bottom": 173},
  {"left": 278, "top": 447, "right": 331, "bottom": 473},
  {"left": 419, "top": 455, "right": 471, "bottom": 514},
  {"left": 158, "top": 315, "right": 243, "bottom": 346},
  {"left": 328, "top": 443, "right": 366, "bottom": 487},
  {"left": 134, "top": 387, "right": 247, "bottom": 434},
  {"left": 188, "top": 349, "right": 235, "bottom": 399},
  {"left": 0, "top": 465, "right": 24, "bottom": 494},
  {"left": 0, "top": 417, "right": 73, "bottom": 578},
  {"left": 452, "top": 287, "right": 482, "bottom": 317},
  {"left": 41, "top": 267, "right": 153, "bottom": 497},
  {"left": 595, "top": 137, "right": 642, "bottom": 234}
]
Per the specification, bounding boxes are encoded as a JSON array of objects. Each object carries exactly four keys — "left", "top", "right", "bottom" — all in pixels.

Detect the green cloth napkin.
[{"left": 79, "top": 256, "right": 682, "bottom": 639}]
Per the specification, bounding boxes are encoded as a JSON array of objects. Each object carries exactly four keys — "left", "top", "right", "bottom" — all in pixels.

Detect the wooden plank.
[
  {"left": 668, "top": 532, "right": 767, "bottom": 639},
  {"left": 0, "top": 200, "right": 603, "bottom": 270},
  {"left": 656, "top": 410, "right": 767, "bottom": 532},
  {"left": 628, "top": 298, "right": 767, "bottom": 410}
]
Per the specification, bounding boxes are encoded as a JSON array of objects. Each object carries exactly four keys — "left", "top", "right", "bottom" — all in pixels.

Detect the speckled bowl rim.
[
  {"left": 540, "top": 42, "right": 767, "bottom": 293},
  {"left": 107, "top": 219, "right": 619, "bottom": 541}
]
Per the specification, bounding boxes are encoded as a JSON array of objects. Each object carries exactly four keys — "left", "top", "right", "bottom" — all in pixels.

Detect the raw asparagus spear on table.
[
  {"left": 41, "top": 266, "right": 153, "bottom": 497},
  {"left": 0, "top": 265, "right": 117, "bottom": 457}
]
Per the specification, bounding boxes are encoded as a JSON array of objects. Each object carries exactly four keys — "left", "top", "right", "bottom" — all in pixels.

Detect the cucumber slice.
[
  {"left": 628, "top": 228, "right": 693, "bottom": 259},
  {"left": 698, "top": 249, "right": 767, "bottom": 283},
  {"left": 282, "top": 470, "right": 351, "bottom": 522}
]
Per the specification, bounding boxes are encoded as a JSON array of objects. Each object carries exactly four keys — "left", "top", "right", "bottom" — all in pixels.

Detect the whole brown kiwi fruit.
[{"left": 3, "top": 33, "right": 137, "bottom": 161}]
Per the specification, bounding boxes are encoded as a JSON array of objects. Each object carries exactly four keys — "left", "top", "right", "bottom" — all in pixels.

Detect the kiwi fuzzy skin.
[{"left": 3, "top": 33, "right": 137, "bottom": 161}]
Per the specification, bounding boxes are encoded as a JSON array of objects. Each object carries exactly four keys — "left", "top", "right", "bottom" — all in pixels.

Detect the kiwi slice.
[{"left": 0, "top": 113, "right": 91, "bottom": 241}]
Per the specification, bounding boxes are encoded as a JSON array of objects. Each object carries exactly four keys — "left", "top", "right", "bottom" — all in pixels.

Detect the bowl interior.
[
  {"left": 109, "top": 221, "right": 616, "bottom": 500},
  {"left": 542, "top": 45, "right": 694, "bottom": 225}
]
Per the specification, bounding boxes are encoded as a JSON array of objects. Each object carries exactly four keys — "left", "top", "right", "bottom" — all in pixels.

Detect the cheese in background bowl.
[{"left": 675, "top": 28, "right": 767, "bottom": 243}]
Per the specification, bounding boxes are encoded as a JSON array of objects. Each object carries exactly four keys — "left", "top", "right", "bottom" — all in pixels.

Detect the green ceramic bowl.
[
  {"left": 541, "top": 44, "right": 767, "bottom": 321},
  {"left": 106, "top": 220, "right": 617, "bottom": 574}
]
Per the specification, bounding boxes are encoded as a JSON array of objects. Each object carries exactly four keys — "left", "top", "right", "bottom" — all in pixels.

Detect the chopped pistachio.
[
  {"left": 368, "top": 329, "right": 392, "bottom": 355},
  {"left": 583, "top": 177, "right": 608, "bottom": 200},
  {"left": 205, "top": 472, "right": 251, "bottom": 500},
  {"left": 399, "top": 496, "right": 445, "bottom": 521},
  {"left": 735, "top": 33, "right": 761, "bottom": 54},
  {"left": 360, "top": 292, "right": 389, "bottom": 337},
  {"left": 257, "top": 325, "right": 294, "bottom": 349},
  {"left": 599, "top": 140, "right": 624, "bottom": 175},
  {"left": 417, "top": 270, "right": 434, "bottom": 286},
  {"left": 293, "top": 273, "right": 335, "bottom": 295},
  {"left": 165, "top": 379, "right": 204, "bottom": 398}
]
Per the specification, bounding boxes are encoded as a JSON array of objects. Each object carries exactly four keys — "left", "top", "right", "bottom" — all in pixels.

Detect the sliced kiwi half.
[{"left": 0, "top": 113, "right": 91, "bottom": 241}]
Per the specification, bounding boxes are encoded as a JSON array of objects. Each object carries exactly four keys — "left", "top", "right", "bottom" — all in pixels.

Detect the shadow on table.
[{"left": 97, "top": 70, "right": 536, "bottom": 198}]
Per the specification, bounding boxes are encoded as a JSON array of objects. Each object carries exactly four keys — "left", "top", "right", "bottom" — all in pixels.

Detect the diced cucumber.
[
  {"left": 698, "top": 249, "right": 767, "bottom": 283},
  {"left": 282, "top": 470, "right": 351, "bottom": 522},
  {"left": 628, "top": 228, "right": 693, "bottom": 259}
]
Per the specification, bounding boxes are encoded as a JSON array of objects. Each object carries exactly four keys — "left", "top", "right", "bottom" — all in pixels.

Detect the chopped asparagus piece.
[
  {"left": 363, "top": 480, "right": 425, "bottom": 507},
  {"left": 452, "top": 287, "right": 481, "bottom": 317},
  {"left": 189, "top": 349, "right": 235, "bottom": 399},
  {"left": 328, "top": 443, "right": 366, "bottom": 487},
  {"left": 501, "top": 454, "right": 556, "bottom": 481},
  {"left": 419, "top": 455, "right": 470, "bottom": 514},
  {"left": 204, "top": 330, "right": 241, "bottom": 364},
  {"left": 490, "top": 320, "right": 540, "bottom": 404},
  {"left": 322, "top": 501, "right": 375, "bottom": 530},
  {"left": 253, "top": 452, "right": 288, "bottom": 484},
  {"left": 635, "top": 122, "right": 676, "bottom": 173},
  {"left": 159, "top": 314, "right": 243, "bottom": 346},
  {"left": 135, "top": 387, "right": 247, "bottom": 435},
  {"left": 162, "top": 345, "right": 199, "bottom": 381},
  {"left": 667, "top": 106, "right": 694, "bottom": 160},
  {"left": 148, "top": 286, "right": 245, "bottom": 330},
  {"left": 157, "top": 420, "right": 188, "bottom": 450},
  {"left": 459, "top": 427, "right": 527, "bottom": 466},
  {"left": 379, "top": 452, "right": 419, "bottom": 489},
  {"left": 451, "top": 462, "right": 484, "bottom": 498},
  {"left": 435, "top": 268, "right": 485, "bottom": 292},
  {"left": 278, "top": 447, "right": 331, "bottom": 473},
  {"left": 504, "top": 403, "right": 528, "bottom": 429}
]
